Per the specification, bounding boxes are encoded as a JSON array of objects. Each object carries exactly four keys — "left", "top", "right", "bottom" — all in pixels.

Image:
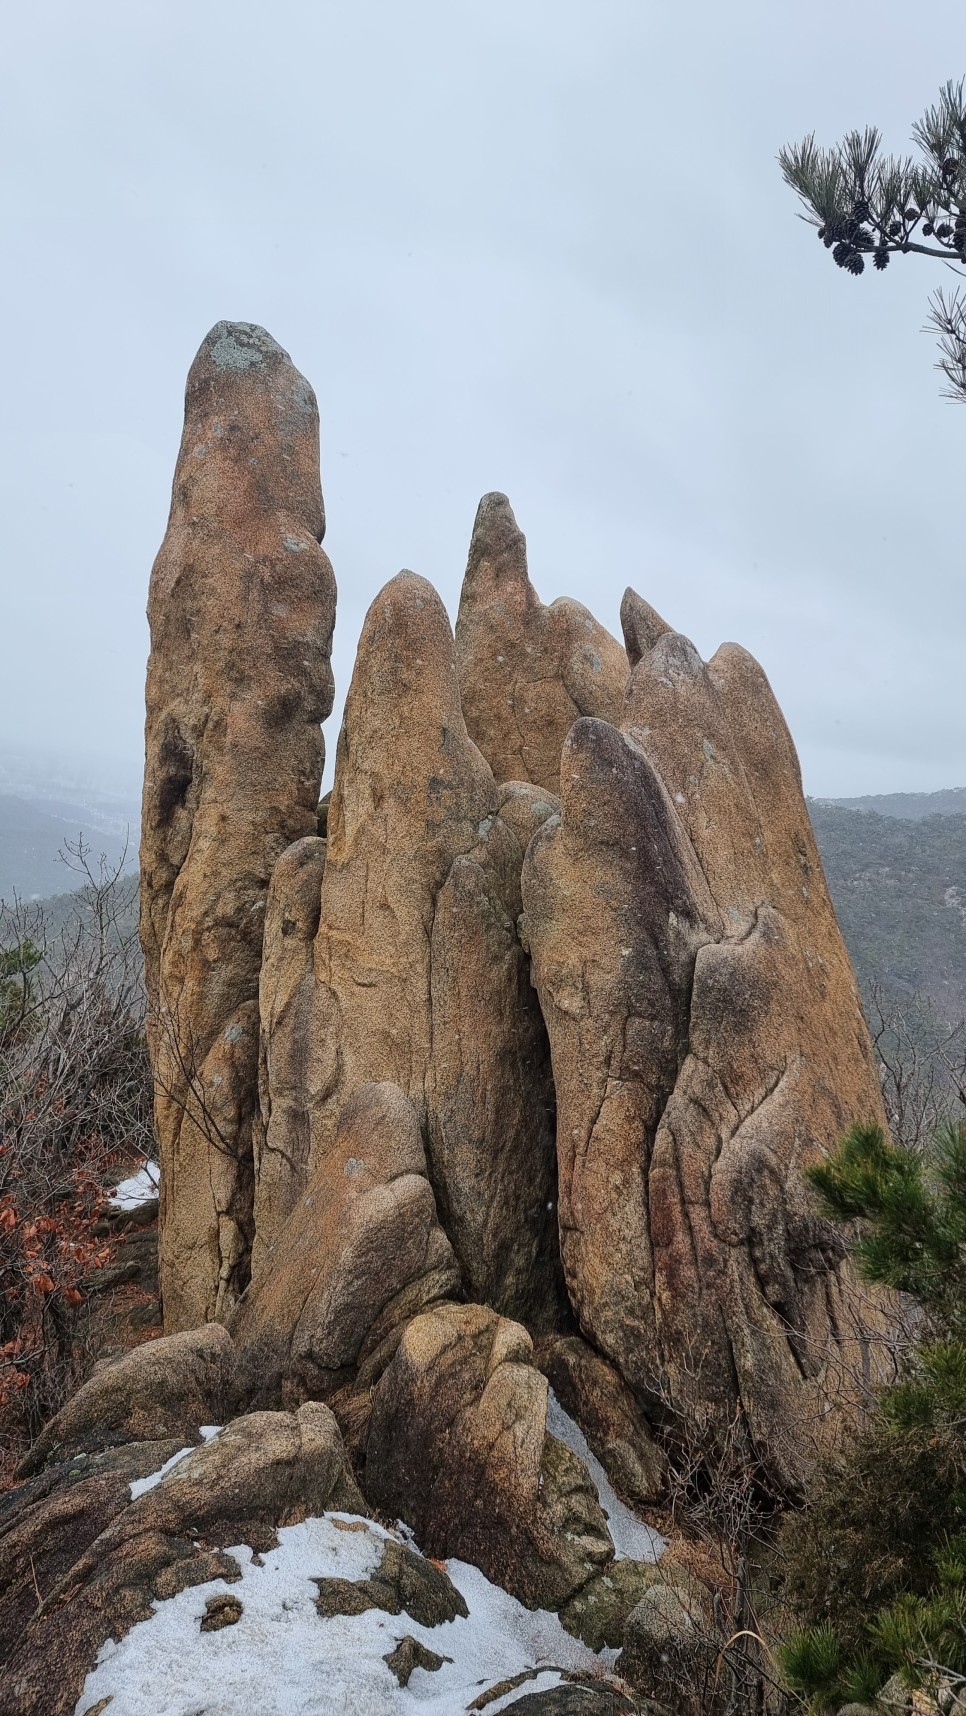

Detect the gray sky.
[{"left": 2, "top": 0, "right": 964, "bottom": 798}]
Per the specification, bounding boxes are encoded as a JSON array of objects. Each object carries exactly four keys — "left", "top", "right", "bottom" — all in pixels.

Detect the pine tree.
[
  {"left": 778, "top": 1121, "right": 966, "bottom": 1712},
  {"left": 780, "top": 80, "right": 966, "bottom": 400}
]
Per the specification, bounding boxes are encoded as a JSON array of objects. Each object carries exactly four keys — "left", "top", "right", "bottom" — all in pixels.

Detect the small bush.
[
  {"left": 777, "top": 1120, "right": 966, "bottom": 1713},
  {"left": 0, "top": 844, "right": 152, "bottom": 1461}
]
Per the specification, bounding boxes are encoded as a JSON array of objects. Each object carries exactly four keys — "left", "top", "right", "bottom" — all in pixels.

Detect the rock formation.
[
  {"left": 250, "top": 834, "right": 327, "bottom": 1275},
  {"left": 455, "top": 492, "right": 628, "bottom": 791},
  {"left": 253, "top": 571, "right": 563, "bottom": 1330},
  {"left": 1, "top": 1396, "right": 361, "bottom": 1716},
  {"left": 13, "top": 324, "right": 898, "bottom": 1712},
  {"left": 234, "top": 1081, "right": 461, "bottom": 1453},
  {"left": 366, "top": 1301, "right": 614, "bottom": 1607},
  {"left": 140, "top": 321, "right": 337, "bottom": 1331},
  {"left": 521, "top": 593, "right": 889, "bottom": 1489},
  {"left": 535, "top": 1335, "right": 667, "bottom": 1508}
]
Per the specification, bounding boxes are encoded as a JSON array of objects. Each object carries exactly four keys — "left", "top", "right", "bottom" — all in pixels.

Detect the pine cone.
[
  {"left": 844, "top": 252, "right": 865, "bottom": 275},
  {"left": 937, "top": 222, "right": 954, "bottom": 240},
  {"left": 874, "top": 249, "right": 889, "bottom": 270},
  {"left": 903, "top": 207, "right": 920, "bottom": 221},
  {"left": 923, "top": 221, "right": 935, "bottom": 236},
  {"left": 942, "top": 157, "right": 960, "bottom": 178},
  {"left": 853, "top": 197, "right": 870, "bottom": 222},
  {"left": 888, "top": 221, "right": 903, "bottom": 238},
  {"left": 832, "top": 240, "right": 852, "bottom": 267}
]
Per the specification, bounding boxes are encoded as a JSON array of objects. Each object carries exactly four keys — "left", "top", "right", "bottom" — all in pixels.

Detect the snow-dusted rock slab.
[{"left": 75, "top": 1513, "right": 627, "bottom": 1716}]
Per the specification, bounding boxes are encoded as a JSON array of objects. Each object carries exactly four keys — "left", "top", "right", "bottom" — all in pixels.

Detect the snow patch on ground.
[
  {"left": 546, "top": 1390, "right": 665, "bottom": 1563},
  {"left": 129, "top": 1426, "right": 222, "bottom": 1500},
  {"left": 75, "top": 1511, "right": 619, "bottom": 1716},
  {"left": 110, "top": 1160, "right": 160, "bottom": 1210}
]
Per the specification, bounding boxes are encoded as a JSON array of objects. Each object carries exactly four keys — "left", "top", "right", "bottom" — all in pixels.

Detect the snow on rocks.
[
  {"left": 546, "top": 1391, "right": 665, "bottom": 1563},
  {"left": 128, "top": 1426, "right": 222, "bottom": 1500},
  {"left": 74, "top": 1512, "right": 619, "bottom": 1716},
  {"left": 110, "top": 1160, "right": 160, "bottom": 1210}
]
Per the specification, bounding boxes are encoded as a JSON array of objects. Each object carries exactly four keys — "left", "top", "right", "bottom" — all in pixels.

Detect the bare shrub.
[
  {"left": 0, "top": 841, "right": 152, "bottom": 1464},
  {"left": 653, "top": 1398, "right": 801, "bottom": 1716},
  {"left": 868, "top": 981, "right": 966, "bottom": 1149}
]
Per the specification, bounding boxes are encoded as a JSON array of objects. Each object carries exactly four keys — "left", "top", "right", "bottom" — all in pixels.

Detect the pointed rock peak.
[
  {"left": 463, "top": 492, "right": 534, "bottom": 605},
  {"left": 181, "top": 319, "right": 323, "bottom": 537},
  {"left": 335, "top": 571, "right": 472, "bottom": 785},
  {"left": 620, "top": 588, "right": 671, "bottom": 667},
  {"left": 358, "top": 570, "right": 457, "bottom": 679}
]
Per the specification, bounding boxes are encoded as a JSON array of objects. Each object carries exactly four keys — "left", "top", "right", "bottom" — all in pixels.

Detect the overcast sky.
[{"left": 2, "top": 0, "right": 964, "bottom": 799}]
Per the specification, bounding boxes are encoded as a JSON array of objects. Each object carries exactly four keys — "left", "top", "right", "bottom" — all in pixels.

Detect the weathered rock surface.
[
  {"left": 141, "top": 320, "right": 337, "bottom": 1331},
  {"left": 366, "top": 1302, "right": 614, "bottom": 1615},
  {"left": 314, "top": 1534, "right": 467, "bottom": 1626},
  {"left": 522, "top": 596, "right": 889, "bottom": 1490},
  {"left": 18, "top": 1323, "right": 236, "bottom": 1477},
  {"left": 536, "top": 1335, "right": 667, "bottom": 1508},
  {"left": 455, "top": 492, "right": 628, "bottom": 792},
  {"left": 558, "top": 1558, "right": 664, "bottom": 1652},
  {"left": 1, "top": 1402, "right": 361, "bottom": 1716},
  {"left": 0, "top": 1436, "right": 194, "bottom": 1671},
  {"left": 617, "top": 1579, "right": 719, "bottom": 1709},
  {"left": 251, "top": 834, "right": 327, "bottom": 1276},
  {"left": 493, "top": 1684, "right": 640, "bottom": 1715},
  {"left": 233, "top": 1081, "right": 460, "bottom": 1447},
  {"left": 258, "top": 571, "right": 562, "bottom": 1328},
  {"left": 384, "top": 1635, "right": 449, "bottom": 1685}
]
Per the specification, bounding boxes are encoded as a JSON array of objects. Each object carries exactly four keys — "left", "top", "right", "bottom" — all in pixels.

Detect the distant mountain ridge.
[{"left": 815, "top": 786, "right": 966, "bottom": 820}]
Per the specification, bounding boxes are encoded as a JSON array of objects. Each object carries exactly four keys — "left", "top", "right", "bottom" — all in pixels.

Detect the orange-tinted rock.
[
  {"left": 455, "top": 493, "right": 628, "bottom": 791},
  {"left": 536, "top": 1335, "right": 666, "bottom": 1508},
  {"left": 234, "top": 1082, "right": 460, "bottom": 1418},
  {"left": 365, "top": 1302, "right": 614, "bottom": 1610},
  {"left": 140, "top": 322, "right": 337, "bottom": 1331},
  {"left": 251, "top": 835, "right": 327, "bottom": 1279},
  {"left": 522, "top": 598, "right": 889, "bottom": 1490},
  {"left": 18, "top": 1325, "right": 236, "bottom": 1477},
  {"left": 256, "top": 572, "right": 563, "bottom": 1329}
]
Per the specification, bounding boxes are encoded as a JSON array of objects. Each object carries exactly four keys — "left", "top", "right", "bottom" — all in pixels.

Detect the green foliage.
[
  {"left": 808, "top": 1121, "right": 966, "bottom": 1326},
  {"left": 782, "top": 1626, "right": 887, "bottom": 1712},
  {"left": 781, "top": 1623, "right": 842, "bottom": 1705},
  {"left": 777, "top": 1120, "right": 966, "bottom": 1711},
  {"left": 780, "top": 78, "right": 966, "bottom": 399}
]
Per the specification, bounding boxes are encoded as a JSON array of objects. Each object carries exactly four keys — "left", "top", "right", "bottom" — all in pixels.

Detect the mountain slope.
[{"left": 808, "top": 801, "right": 966, "bottom": 1025}]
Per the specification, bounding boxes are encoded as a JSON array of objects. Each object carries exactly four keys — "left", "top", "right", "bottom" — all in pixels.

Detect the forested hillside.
[
  {"left": 809, "top": 801, "right": 966, "bottom": 1025},
  {"left": 818, "top": 786, "right": 966, "bottom": 820}
]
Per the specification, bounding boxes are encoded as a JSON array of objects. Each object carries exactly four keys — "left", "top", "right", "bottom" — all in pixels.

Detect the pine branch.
[{"left": 780, "top": 79, "right": 966, "bottom": 397}]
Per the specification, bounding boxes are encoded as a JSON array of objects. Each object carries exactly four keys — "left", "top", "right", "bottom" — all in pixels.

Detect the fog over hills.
[{"left": 0, "top": 747, "right": 139, "bottom": 899}]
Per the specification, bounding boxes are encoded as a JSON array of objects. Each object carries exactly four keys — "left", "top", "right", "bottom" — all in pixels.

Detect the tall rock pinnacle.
[{"left": 140, "top": 321, "right": 337, "bottom": 1331}]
